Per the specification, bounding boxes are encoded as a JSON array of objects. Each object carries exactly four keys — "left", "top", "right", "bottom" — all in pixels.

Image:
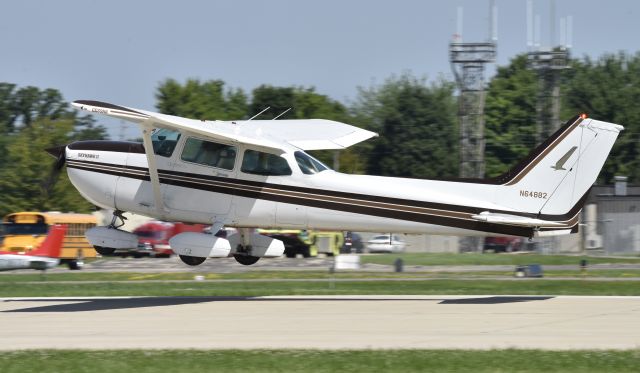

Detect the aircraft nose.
[{"left": 46, "top": 145, "right": 66, "bottom": 159}]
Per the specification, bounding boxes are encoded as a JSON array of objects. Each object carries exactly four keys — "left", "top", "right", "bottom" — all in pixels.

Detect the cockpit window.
[
  {"left": 151, "top": 129, "right": 181, "bottom": 157},
  {"left": 295, "top": 151, "right": 330, "bottom": 174},
  {"left": 241, "top": 150, "right": 292, "bottom": 176},
  {"left": 181, "top": 138, "right": 237, "bottom": 170}
]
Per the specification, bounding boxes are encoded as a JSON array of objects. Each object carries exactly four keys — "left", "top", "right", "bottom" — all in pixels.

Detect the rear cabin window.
[
  {"left": 180, "top": 138, "right": 237, "bottom": 170},
  {"left": 151, "top": 129, "right": 181, "bottom": 157},
  {"left": 241, "top": 150, "right": 292, "bottom": 176}
]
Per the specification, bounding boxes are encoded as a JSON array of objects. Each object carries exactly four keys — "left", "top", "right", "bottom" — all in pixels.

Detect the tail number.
[{"left": 520, "top": 190, "right": 547, "bottom": 199}]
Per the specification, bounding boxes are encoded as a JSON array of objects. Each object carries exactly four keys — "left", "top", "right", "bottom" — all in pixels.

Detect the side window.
[
  {"left": 151, "top": 129, "right": 181, "bottom": 157},
  {"left": 241, "top": 150, "right": 292, "bottom": 176},
  {"left": 181, "top": 138, "right": 237, "bottom": 170}
]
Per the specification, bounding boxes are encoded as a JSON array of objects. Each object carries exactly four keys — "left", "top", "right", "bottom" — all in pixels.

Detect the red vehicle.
[
  {"left": 483, "top": 236, "right": 524, "bottom": 253},
  {"left": 133, "top": 221, "right": 207, "bottom": 257}
]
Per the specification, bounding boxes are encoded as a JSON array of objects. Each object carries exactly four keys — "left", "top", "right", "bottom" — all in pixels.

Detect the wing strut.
[{"left": 140, "top": 122, "right": 166, "bottom": 216}]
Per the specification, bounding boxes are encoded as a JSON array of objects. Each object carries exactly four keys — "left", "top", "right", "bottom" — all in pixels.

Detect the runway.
[{"left": 1, "top": 295, "right": 639, "bottom": 350}]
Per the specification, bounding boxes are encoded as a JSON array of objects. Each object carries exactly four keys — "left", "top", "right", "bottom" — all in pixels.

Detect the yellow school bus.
[{"left": 1, "top": 212, "right": 97, "bottom": 269}]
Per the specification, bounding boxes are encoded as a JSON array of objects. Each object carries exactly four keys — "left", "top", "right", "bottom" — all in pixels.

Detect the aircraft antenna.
[
  {"left": 247, "top": 106, "right": 271, "bottom": 121},
  {"left": 272, "top": 108, "right": 292, "bottom": 120}
]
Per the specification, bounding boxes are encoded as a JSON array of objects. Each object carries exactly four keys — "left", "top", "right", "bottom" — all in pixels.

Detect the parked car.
[{"left": 366, "top": 234, "right": 405, "bottom": 253}]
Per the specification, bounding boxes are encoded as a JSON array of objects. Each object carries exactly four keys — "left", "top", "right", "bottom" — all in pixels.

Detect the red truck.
[{"left": 133, "top": 221, "right": 207, "bottom": 257}]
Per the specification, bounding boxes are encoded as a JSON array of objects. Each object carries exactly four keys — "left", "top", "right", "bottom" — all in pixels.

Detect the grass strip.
[
  {"left": 3, "top": 267, "right": 640, "bottom": 283},
  {"left": 360, "top": 253, "right": 640, "bottom": 266},
  {"left": 2, "top": 278, "right": 640, "bottom": 297},
  {"left": 0, "top": 349, "right": 639, "bottom": 373}
]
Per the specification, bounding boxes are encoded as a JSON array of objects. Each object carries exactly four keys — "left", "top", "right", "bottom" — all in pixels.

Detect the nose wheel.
[
  {"left": 93, "top": 210, "right": 129, "bottom": 256},
  {"left": 94, "top": 246, "right": 116, "bottom": 256}
]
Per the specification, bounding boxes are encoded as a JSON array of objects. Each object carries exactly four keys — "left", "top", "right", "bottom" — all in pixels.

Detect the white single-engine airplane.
[
  {"left": 47, "top": 100, "right": 623, "bottom": 266},
  {"left": 0, "top": 225, "right": 66, "bottom": 271}
]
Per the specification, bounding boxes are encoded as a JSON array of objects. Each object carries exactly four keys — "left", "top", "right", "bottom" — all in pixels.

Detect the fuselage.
[
  {"left": 0, "top": 253, "right": 59, "bottom": 271},
  {"left": 64, "top": 138, "right": 569, "bottom": 238}
]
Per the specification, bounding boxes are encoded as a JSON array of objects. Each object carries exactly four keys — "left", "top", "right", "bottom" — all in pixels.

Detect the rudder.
[{"left": 30, "top": 224, "right": 67, "bottom": 258}]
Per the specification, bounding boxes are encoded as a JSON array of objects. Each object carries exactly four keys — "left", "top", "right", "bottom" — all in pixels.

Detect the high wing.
[{"left": 71, "top": 100, "right": 377, "bottom": 151}]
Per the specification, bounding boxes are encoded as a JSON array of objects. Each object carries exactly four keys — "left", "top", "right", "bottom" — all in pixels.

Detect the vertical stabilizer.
[
  {"left": 497, "top": 116, "right": 623, "bottom": 217},
  {"left": 30, "top": 225, "right": 66, "bottom": 258}
]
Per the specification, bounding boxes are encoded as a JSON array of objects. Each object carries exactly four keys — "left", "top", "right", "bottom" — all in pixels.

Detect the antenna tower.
[
  {"left": 527, "top": 0, "right": 571, "bottom": 142},
  {"left": 450, "top": 1, "right": 497, "bottom": 253},
  {"left": 449, "top": 1, "right": 497, "bottom": 179}
]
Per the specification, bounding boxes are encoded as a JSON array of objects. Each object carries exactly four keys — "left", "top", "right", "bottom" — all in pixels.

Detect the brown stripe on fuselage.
[{"left": 66, "top": 158, "right": 581, "bottom": 233}]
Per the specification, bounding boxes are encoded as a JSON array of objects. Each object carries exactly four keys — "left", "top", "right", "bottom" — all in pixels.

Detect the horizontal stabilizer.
[{"left": 471, "top": 211, "right": 563, "bottom": 227}]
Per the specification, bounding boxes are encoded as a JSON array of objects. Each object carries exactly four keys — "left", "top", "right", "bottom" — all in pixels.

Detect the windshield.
[
  {"left": 295, "top": 151, "right": 330, "bottom": 174},
  {"left": 3, "top": 223, "right": 49, "bottom": 235}
]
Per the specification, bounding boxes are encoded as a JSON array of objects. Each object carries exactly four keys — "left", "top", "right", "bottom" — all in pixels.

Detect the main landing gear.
[
  {"left": 232, "top": 228, "right": 261, "bottom": 266},
  {"left": 93, "top": 210, "right": 128, "bottom": 256},
  {"left": 233, "top": 254, "right": 260, "bottom": 266},
  {"left": 179, "top": 255, "right": 207, "bottom": 266}
]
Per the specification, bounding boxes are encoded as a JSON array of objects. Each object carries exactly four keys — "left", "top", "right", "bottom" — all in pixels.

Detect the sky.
[{"left": 1, "top": 0, "right": 639, "bottom": 139}]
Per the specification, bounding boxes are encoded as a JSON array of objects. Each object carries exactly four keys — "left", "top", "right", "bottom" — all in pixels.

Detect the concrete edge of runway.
[{"left": 1, "top": 295, "right": 639, "bottom": 350}]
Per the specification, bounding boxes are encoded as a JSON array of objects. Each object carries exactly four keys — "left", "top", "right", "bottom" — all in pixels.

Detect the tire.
[
  {"left": 233, "top": 254, "right": 260, "bottom": 266},
  {"left": 179, "top": 255, "right": 206, "bottom": 266},
  {"left": 94, "top": 246, "right": 116, "bottom": 256},
  {"left": 67, "top": 259, "right": 82, "bottom": 270}
]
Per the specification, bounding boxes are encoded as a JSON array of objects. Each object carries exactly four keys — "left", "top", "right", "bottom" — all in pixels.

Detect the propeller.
[{"left": 43, "top": 145, "right": 67, "bottom": 196}]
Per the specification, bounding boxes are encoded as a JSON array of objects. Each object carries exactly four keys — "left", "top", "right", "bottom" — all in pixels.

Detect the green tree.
[
  {"left": 563, "top": 52, "right": 640, "bottom": 183},
  {"left": 0, "top": 118, "right": 96, "bottom": 216},
  {"left": 156, "top": 78, "right": 248, "bottom": 120},
  {"left": 249, "top": 85, "right": 296, "bottom": 119},
  {"left": 484, "top": 54, "right": 538, "bottom": 177},
  {"left": 0, "top": 83, "right": 68, "bottom": 131},
  {"left": 351, "top": 73, "right": 458, "bottom": 178},
  {"left": 0, "top": 83, "right": 108, "bottom": 216}
]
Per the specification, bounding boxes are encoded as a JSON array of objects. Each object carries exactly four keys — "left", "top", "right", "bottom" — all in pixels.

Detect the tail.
[
  {"left": 473, "top": 115, "right": 623, "bottom": 236},
  {"left": 30, "top": 225, "right": 66, "bottom": 258}
]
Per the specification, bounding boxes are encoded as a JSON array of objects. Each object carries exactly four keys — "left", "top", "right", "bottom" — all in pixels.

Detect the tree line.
[{"left": 1, "top": 51, "right": 639, "bottom": 216}]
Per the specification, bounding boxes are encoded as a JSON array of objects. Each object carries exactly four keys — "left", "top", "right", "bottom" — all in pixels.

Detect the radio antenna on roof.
[
  {"left": 272, "top": 108, "right": 292, "bottom": 120},
  {"left": 247, "top": 106, "right": 270, "bottom": 121}
]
